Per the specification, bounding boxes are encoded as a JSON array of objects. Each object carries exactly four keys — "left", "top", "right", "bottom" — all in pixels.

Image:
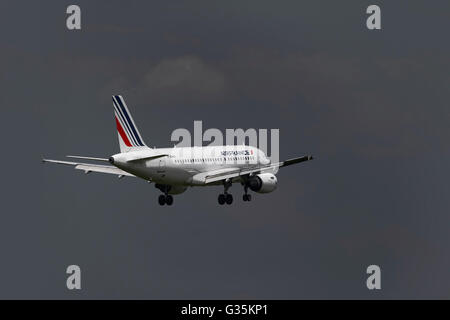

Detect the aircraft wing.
[
  {"left": 200, "top": 155, "right": 313, "bottom": 184},
  {"left": 42, "top": 159, "right": 135, "bottom": 178}
]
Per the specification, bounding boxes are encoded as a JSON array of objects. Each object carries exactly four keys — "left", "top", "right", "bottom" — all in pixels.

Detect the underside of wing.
[
  {"left": 191, "top": 167, "right": 241, "bottom": 185},
  {"left": 42, "top": 159, "right": 135, "bottom": 178},
  {"left": 200, "top": 155, "right": 313, "bottom": 184}
]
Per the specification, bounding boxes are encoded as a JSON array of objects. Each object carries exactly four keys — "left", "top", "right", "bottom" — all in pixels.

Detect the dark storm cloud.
[
  {"left": 0, "top": 0, "right": 450, "bottom": 299},
  {"left": 104, "top": 47, "right": 449, "bottom": 158},
  {"left": 140, "top": 56, "right": 226, "bottom": 104},
  {"left": 220, "top": 49, "right": 449, "bottom": 158},
  {"left": 109, "top": 55, "right": 227, "bottom": 106}
]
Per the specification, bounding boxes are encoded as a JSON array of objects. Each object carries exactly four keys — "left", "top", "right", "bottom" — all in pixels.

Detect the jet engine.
[{"left": 247, "top": 173, "right": 278, "bottom": 193}]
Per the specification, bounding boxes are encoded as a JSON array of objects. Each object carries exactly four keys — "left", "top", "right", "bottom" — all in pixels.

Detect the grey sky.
[{"left": 0, "top": 1, "right": 449, "bottom": 298}]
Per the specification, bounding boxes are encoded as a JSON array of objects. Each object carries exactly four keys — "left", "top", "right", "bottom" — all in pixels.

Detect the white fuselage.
[{"left": 110, "top": 145, "right": 270, "bottom": 187}]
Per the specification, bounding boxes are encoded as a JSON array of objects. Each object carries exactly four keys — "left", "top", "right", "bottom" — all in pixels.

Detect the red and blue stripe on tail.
[{"left": 112, "top": 95, "right": 147, "bottom": 152}]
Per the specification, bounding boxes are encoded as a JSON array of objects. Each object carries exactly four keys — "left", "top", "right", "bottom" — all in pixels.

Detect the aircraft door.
[{"left": 157, "top": 159, "right": 166, "bottom": 178}]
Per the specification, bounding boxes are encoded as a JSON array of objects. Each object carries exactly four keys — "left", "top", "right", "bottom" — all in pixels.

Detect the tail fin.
[{"left": 112, "top": 95, "right": 147, "bottom": 152}]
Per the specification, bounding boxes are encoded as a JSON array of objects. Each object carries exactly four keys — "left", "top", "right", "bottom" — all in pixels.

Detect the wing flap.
[
  {"left": 74, "top": 164, "right": 134, "bottom": 176},
  {"left": 191, "top": 167, "right": 241, "bottom": 184},
  {"left": 42, "top": 159, "right": 135, "bottom": 177}
]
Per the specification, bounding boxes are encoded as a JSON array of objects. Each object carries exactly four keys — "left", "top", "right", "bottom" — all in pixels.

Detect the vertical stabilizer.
[{"left": 112, "top": 95, "right": 147, "bottom": 152}]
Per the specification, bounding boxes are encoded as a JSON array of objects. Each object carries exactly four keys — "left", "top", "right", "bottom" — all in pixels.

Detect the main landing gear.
[
  {"left": 218, "top": 179, "right": 233, "bottom": 205},
  {"left": 218, "top": 180, "right": 254, "bottom": 205},
  {"left": 218, "top": 193, "right": 233, "bottom": 205},
  {"left": 158, "top": 194, "right": 173, "bottom": 206},
  {"left": 242, "top": 185, "right": 252, "bottom": 202},
  {"left": 155, "top": 184, "right": 173, "bottom": 206}
]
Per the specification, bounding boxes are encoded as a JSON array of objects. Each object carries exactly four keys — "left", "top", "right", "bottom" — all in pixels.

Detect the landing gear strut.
[
  {"left": 218, "top": 179, "right": 233, "bottom": 205},
  {"left": 155, "top": 184, "right": 174, "bottom": 206},
  {"left": 242, "top": 185, "right": 252, "bottom": 202}
]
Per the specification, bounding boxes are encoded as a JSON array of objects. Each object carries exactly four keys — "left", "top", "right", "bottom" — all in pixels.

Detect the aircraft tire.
[
  {"left": 166, "top": 195, "right": 173, "bottom": 205},
  {"left": 225, "top": 194, "right": 233, "bottom": 205}
]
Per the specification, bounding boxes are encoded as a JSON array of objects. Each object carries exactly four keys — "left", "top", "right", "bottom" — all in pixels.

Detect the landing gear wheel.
[
  {"left": 218, "top": 194, "right": 225, "bottom": 205},
  {"left": 246, "top": 194, "right": 251, "bottom": 201},
  {"left": 243, "top": 194, "right": 251, "bottom": 201},
  {"left": 243, "top": 194, "right": 247, "bottom": 201},
  {"left": 158, "top": 194, "right": 166, "bottom": 205},
  {"left": 165, "top": 195, "right": 173, "bottom": 206},
  {"left": 225, "top": 194, "right": 233, "bottom": 205}
]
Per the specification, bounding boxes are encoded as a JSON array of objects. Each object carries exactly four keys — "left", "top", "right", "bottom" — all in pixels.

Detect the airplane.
[{"left": 43, "top": 95, "right": 313, "bottom": 205}]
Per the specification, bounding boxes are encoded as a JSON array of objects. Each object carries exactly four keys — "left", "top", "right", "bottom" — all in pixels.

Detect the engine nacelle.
[{"left": 247, "top": 173, "right": 277, "bottom": 193}]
